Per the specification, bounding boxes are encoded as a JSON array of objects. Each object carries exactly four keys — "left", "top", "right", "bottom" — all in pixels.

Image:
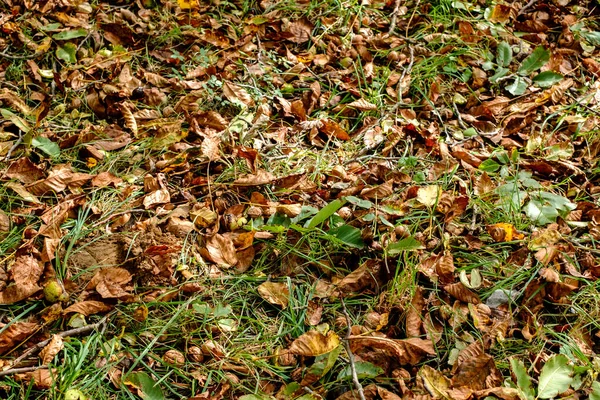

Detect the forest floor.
[{"left": 1, "top": 0, "right": 600, "bottom": 399}]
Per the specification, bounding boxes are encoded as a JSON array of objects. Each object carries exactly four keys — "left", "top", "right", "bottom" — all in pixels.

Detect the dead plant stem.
[{"left": 341, "top": 299, "right": 366, "bottom": 400}]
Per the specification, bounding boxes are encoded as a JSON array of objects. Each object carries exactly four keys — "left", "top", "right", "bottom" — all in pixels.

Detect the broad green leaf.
[
  {"left": 537, "top": 354, "right": 574, "bottom": 399},
  {"left": 346, "top": 196, "right": 373, "bottom": 209},
  {"left": 1, "top": 109, "right": 30, "bottom": 132},
  {"left": 509, "top": 358, "right": 534, "bottom": 400},
  {"left": 490, "top": 67, "right": 509, "bottom": 83},
  {"left": 496, "top": 42, "right": 513, "bottom": 67},
  {"left": 56, "top": 43, "right": 77, "bottom": 63},
  {"left": 387, "top": 236, "right": 423, "bottom": 255},
  {"left": 338, "top": 361, "right": 383, "bottom": 380},
  {"left": 304, "top": 346, "right": 342, "bottom": 383},
  {"left": 52, "top": 28, "right": 88, "bottom": 40},
  {"left": 590, "top": 380, "right": 600, "bottom": 400},
  {"left": 331, "top": 224, "right": 364, "bottom": 249},
  {"left": 538, "top": 192, "right": 576, "bottom": 212},
  {"left": 239, "top": 395, "right": 275, "bottom": 400},
  {"left": 517, "top": 46, "right": 550, "bottom": 76},
  {"left": 524, "top": 199, "right": 558, "bottom": 225},
  {"left": 533, "top": 71, "right": 563, "bottom": 88},
  {"left": 581, "top": 31, "right": 600, "bottom": 46},
  {"left": 479, "top": 159, "right": 500, "bottom": 172},
  {"left": 32, "top": 136, "right": 60, "bottom": 158},
  {"left": 506, "top": 76, "right": 527, "bottom": 96},
  {"left": 123, "top": 371, "right": 165, "bottom": 400},
  {"left": 305, "top": 199, "right": 345, "bottom": 229}
]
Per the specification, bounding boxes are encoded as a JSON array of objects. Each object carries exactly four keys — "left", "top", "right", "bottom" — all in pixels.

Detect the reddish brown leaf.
[
  {"left": 63, "top": 300, "right": 114, "bottom": 316},
  {"left": 0, "top": 322, "right": 38, "bottom": 354}
]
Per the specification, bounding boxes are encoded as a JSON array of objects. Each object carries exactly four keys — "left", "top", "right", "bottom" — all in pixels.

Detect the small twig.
[
  {"left": 8, "top": 315, "right": 109, "bottom": 369},
  {"left": 518, "top": 0, "right": 537, "bottom": 16},
  {"left": 388, "top": 0, "right": 402, "bottom": 35},
  {"left": 2, "top": 130, "right": 23, "bottom": 161},
  {"left": 0, "top": 365, "right": 48, "bottom": 378},
  {"left": 405, "top": 0, "right": 422, "bottom": 38},
  {"left": 0, "top": 50, "right": 39, "bottom": 60},
  {"left": 341, "top": 299, "right": 366, "bottom": 400}
]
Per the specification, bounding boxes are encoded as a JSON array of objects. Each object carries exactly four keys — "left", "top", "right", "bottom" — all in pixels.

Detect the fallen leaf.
[
  {"left": 222, "top": 81, "right": 255, "bottom": 107},
  {"left": 202, "top": 234, "right": 238, "bottom": 267},
  {"left": 349, "top": 336, "right": 435, "bottom": 365},
  {"left": 361, "top": 180, "right": 394, "bottom": 199},
  {"left": 63, "top": 300, "right": 113, "bottom": 316},
  {"left": 487, "top": 223, "right": 525, "bottom": 242},
  {"left": 39, "top": 335, "right": 63, "bottom": 364},
  {"left": 0, "top": 322, "right": 38, "bottom": 354},
  {"left": 289, "top": 330, "right": 340, "bottom": 356},
  {"left": 87, "top": 267, "right": 132, "bottom": 299},
  {"left": 417, "top": 185, "right": 441, "bottom": 207},
  {"left": 257, "top": 282, "right": 289, "bottom": 309},
  {"left": 233, "top": 170, "right": 275, "bottom": 186}
]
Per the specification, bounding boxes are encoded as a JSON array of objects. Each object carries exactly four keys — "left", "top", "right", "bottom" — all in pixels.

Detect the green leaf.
[
  {"left": 538, "top": 192, "right": 576, "bottom": 212},
  {"left": 123, "top": 371, "right": 165, "bottom": 400},
  {"left": 387, "top": 236, "right": 423, "bottom": 255},
  {"left": 479, "top": 159, "right": 500, "bottom": 172},
  {"left": 581, "top": 31, "right": 600, "bottom": 46},
  {"left": 346, "top": 196, "right": 373, "bottom": 209},
  {"left": 506, "top": 76, "right": 528, "bottom": 96},
  {"left": 52, "top": 28, "right": 88, "bottom": 40},
  {"left": 305, "top": 199, "right": 345, "bottom": 229},
  {"left": 533, "top": 71, "right": 563, "bottom": 88},
  {"left": 524, "top": 199, "right": 558, "bottom": 225},
  {"left": 304, "top": 346, "right": 342, "bottom": 383},
  {"left": 331, "top": 224, "right": 364, "bottom": 249},
  {"left": 239, "top": 395, "right": 275, "bottom": 400},
  {"left": 56, "top": 42, "right": 77, "bottom": 63},
  {"left": 590, "top": 380, "right": 600, "bottom": 400},
  {"left": 518, "top": 46, "right": 550, "bottom": 76},
  {"left": 32, "top": 136, "right": 60, "bottom": 158},
  {"left": 1, "top": 109, "right": 30, "bottom": 132},
  {"left": 338, "top": 361, "right": 383, "bottom": 380},
  {"left": 496, "top": 42, "right": 513, "bottom": 67},
  {"left": 490, "top": 67, "right": 509, "bottom": 83},
  {"left": 537, "top": 354, "right": 574, "bottom": 399},
  {"left": 509, "top": 358, "right": 534, "bottom": 400}
]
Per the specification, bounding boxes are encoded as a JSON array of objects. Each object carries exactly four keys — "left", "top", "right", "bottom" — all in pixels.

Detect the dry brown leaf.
[
  {"left": 16, "top": 368, "right": 56, "bottom": 389},
  {"left": 11, "top": 255, "right": 44, "bottom": 285},
  {"left": 91, "top": 172, "right": 123, "bottom": 188},
  {"left": 474, "top": 172, "right": 496, "bottom": 197},
  {"left": 487, "top": 223, "right": 524, "bottom": 242},
  {"left": 0, "top": 283, "right": 41, "bottom": 304},
  {"left": 418, "top": 365, "right": 451, "bottom": 398},
  {"left": 436, "top": 252, "right": 455, "bottom": 285},
  {"left": 289, "top": 330, "right": 340, "bottom": 356},
  {"left": 286, "top": 19, "right": 313, "bottom": 43},
  {"left": 63, "top": 300, "right": 114, "bottom": 316},
  {"left": 203, "top": 234, "right": 238, "bottom": 267},
  {"left": 305, "top": 300, "right": 323, "bottom": 326},
  {"left": 443, "top": 282, "right": 481, "bottom": 304},
  {"left": 201, "top": 136, "right": 221, "bottom": 161},
  {"left": 320, "top": 119, "right": 350, "bottom": 140},
  {"left": 143, "top": 189, "right": 170, "bottom": 209},
  {"left": 233, "top": 170, "right": 275, "bottom": 186},
  {"left": 87, "top": 267, "right": 132, "bottom": 299},
  {"left": 5, "top": 182, "right": 41, "bottom": 203},
  {"left": 6, "top": 158, "right": 45, "bottom": 184},
  {"left": 417, "top": 185, "right": 440, "bottom": 207},
  {"left": 222, "top": 81, "right": 255, "bottom": 107},
  {"left": 347, "top": 98, "right": 377, "bottom": 111},
  {"left": 39, "top": 334, "right": 63, "bottom": 364},
  {"left": 275, "top": 204, "right": 302, "bottom": 217},
  {"left": 0, "top": 209, "right": 9, "bottom": 235},
  {"left": 121, "top": 103, "right": 138, "bottom": 135},
  {"left": 406, "top": 287, "right": 424, "bottom": 338},
  {"left": 257, "top": 282, "right": 289, "bottom": 309},
  {"left": 338, "top": 259, "right": 381, "bottom": 293},
  {"left": 0, "top": 322, "right": 38, "bottom": 354},
  {"left": 349, "top": 336, "right": 435, "bottom": 365},
  {"left": 361, "top": 180, "right": 394, "bottom": 199}
]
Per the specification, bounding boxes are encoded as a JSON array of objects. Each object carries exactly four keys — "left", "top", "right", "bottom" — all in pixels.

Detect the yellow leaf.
[
  {"left": 257, "top": 282, "right": 289, "bottom": 309},
  {"left": 177, "top": 0, "right": 200, "bottom": 9},
  {"left": 289, "top": 330, "right": 340, "bottom": 356}
]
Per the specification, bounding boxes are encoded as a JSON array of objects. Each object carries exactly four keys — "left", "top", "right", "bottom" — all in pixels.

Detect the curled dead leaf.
[
  {"left": 40, "top": 334, "right": 64, "bottom": 364},
  {"left": 289, "top": 330, "right": 340, "bottom": 356},
  {"left": 349, "top": 336, "right": 435, "bottom": 365},
  {"left": 0, "top": 322, "right": 38, "bottom": 355},
  {"left": 63, "top": 300, "right": 113, "bottom": 316},
  {"left": 257, "top": 282, "right": 289, "bottom": 309}
]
